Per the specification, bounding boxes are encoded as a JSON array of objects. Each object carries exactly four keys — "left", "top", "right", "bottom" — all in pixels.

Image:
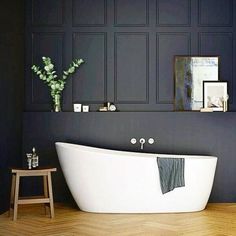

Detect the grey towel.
[{"left": 157, "top": 157, "right": 185, "bottom": 194}]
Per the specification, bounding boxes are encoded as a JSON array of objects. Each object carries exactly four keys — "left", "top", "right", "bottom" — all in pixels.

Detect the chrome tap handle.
[{"left": 139, "top": 138, "right": 146, "bottom": 150}]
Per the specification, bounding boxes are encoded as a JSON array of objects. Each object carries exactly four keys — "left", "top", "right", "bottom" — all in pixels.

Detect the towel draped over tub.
[{"left": 157, "top": 157, "right": 185, "bottom": 194}]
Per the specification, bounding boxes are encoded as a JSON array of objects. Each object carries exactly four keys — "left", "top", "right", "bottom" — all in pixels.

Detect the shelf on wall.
[{"left": 23, "top": 111, "right": 236, "bottom": 114}]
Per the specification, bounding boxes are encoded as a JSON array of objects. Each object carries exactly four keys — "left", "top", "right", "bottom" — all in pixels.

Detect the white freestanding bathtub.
[{"left": 55, "top": 142, "right": 217, "bottom": 213}]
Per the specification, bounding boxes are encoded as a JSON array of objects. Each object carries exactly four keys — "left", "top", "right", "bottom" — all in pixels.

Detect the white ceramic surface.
[{"left": 56, "top": 142, "right": 217, "bottom": 213}]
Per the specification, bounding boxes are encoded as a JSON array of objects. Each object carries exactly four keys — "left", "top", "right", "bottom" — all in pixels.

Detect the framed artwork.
[
  {"left": 174, "top": 56, "right": 219, "bottom": 111},
  {"left": 203, "top": 81, "right": 228, "bottom": 111}
]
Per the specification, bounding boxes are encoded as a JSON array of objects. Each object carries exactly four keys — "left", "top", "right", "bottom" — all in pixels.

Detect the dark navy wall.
[
  {"left": 22, "top": 0, "right": 236, "bottom": 204},
  {"left": 0, "top": 1, "right": 24, "bottom": 214},
  {"left": 23, "top": 112, "right": 236, "bottom": 203},
  {"left": 25, "top": 0, "right": 236, "bottom": 111}
]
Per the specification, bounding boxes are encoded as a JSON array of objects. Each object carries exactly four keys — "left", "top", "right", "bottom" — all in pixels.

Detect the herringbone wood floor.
[{"left": 0, "top": 203, "right": 236, "bottom": 236}]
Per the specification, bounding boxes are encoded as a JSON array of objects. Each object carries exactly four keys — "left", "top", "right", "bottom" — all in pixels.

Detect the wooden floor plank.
[{"left": 1, "top": 203, "right": 236, "bottom": 235}]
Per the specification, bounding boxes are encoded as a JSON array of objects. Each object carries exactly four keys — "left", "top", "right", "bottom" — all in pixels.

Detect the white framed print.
[{"left": 203, "top": 81, "right": 228, "bottom": 111}]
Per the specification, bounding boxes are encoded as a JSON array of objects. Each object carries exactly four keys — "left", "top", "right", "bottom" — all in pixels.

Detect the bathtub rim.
[{"left": 55, "top": 142, "right": 218, "bottom": 160}]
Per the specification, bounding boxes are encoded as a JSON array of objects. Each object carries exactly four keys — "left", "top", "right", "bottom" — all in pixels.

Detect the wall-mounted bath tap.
[
  {"left": 139, "top": 138, "right": 146, "bottom": 150},
  {"left": 130, "top": 138, "right": 137, "bottom": 144},
  {"left": 131, "top": 137, "right": 155, "bottom": 149},
  {"left": 148, "top": 138, "right": 155, "bottom": 144}
]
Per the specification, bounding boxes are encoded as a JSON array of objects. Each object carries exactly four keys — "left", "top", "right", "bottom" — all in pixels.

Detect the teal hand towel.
[{"left": 157, "top": 157, "right": 185, "bottom": 194}]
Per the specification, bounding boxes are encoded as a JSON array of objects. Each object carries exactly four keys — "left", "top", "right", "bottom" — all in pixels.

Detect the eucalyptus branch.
[
  {"left": 31, "top": 57, "right": 84, "bottom": 99},
  {"left": 62, "top": 59, "right": 84, "bottom": 80}
]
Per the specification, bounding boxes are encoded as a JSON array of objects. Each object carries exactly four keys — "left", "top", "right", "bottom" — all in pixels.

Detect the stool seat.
[
  {"left": 12, "top": 167, "right": 56, "bottom": 176},
  {"left": 9, "top": 167, "right": 57, "bottom": 220}
]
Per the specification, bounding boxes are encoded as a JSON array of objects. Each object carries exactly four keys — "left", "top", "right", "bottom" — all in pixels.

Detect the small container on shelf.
[
  {"left": 99, "top": 102, "right": 117, "bottom": 112},
  {"left": 200, "top": 108, "right": 213, "bottom": 112},
  {"left": 26, "top": 147, "right": 39, "bottom": 169},
  {"left": 26, "top": 153, "right": 32, "bottom": 169},
  {"left": 32, "top": 147, "right": 39, "bottom": 168}
]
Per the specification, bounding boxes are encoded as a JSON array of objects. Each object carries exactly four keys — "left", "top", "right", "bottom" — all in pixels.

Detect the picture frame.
[
  {"left": 203, "top": 81, "right": 228, "bottom": 111},
  {"left": 174, "top": 56, "right": 219, "bottom": 111}
]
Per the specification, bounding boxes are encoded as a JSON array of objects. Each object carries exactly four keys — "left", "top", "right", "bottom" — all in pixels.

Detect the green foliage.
[{"left": 31, "top": 57, "right": 84, "bottom": 102}]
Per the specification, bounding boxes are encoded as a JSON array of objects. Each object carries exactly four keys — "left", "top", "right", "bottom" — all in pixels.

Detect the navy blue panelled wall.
[
  {"left": 0, "top": 1, "right": 24, "bottom": 214},
  {"left": 22, "top": 0, "right": 236, "bottom": 205},
  {"left": 25, "top": 0, "right": 236, "bottom": 111}
]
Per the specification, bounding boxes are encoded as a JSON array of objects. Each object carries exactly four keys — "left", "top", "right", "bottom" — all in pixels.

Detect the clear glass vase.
[{"left": 53, "top": 94, "right": 61, "bottom": 112}]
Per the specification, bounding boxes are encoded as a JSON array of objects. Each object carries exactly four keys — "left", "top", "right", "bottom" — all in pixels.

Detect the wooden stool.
[{"left": 9, "top": 167, "right": 57, "bottom": 220}]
